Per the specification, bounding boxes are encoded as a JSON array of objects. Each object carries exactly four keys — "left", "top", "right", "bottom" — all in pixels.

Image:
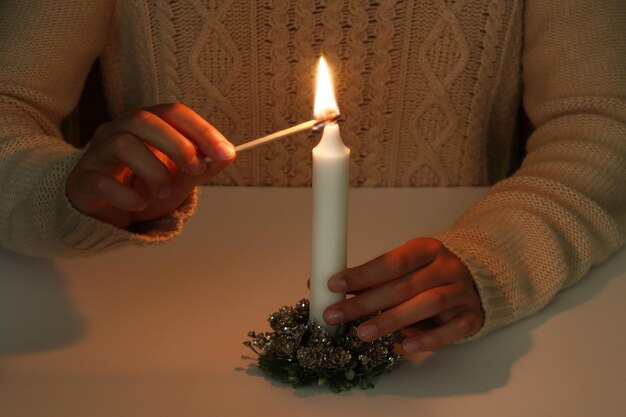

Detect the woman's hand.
[
  {"left": 67, "top": 103, "right": 235, "bottom": 229},
  {"left": 323, "top": 238, "right": 484, "bottom": 353}
]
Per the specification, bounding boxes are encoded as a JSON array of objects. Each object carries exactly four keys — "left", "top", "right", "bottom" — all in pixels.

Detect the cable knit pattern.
[
  {"left": 200, "top": 0, "right": 515, "bottom": 188},
  {"left": 288, "top": 1, "right": 316, "bottom": 186},
  {"left": 265, "top": 0, "right": 295, "bottom": 186},
  {"left": 460, "top": 0, "right": 508, "bottom": 184},
  {"left": 363, "top": 3, "right": 395, "bottom": 186},
  {"left": 1, "top": 0, "right": 625, "bottom": 339},
  {"left": 402, "top": 0, "right": 468, "bottom": 186},
  {"left": 151, "top": 0, "right": 182, "bottom": 103}
]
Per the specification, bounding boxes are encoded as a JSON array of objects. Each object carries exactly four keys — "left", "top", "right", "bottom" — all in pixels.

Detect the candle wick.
[{"left": 312, "top": 112, "right": 340, "bottom": 132}]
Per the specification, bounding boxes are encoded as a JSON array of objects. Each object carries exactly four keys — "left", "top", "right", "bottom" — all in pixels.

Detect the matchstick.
[{"left": 204, "top": 115, "right": 337, "bottom": 162}]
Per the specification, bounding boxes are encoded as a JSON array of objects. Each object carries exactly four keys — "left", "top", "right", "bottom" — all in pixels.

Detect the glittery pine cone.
[
  {"left": 297, "top": 347, "right": 324, "bottom": 369},
  {"left": 307, "top": 325, "right": 332, "bottom": 347},
  {"left": 323, "top": 347, "right": 352, "bottom": 369},
  {"left": 294, "top": 299, "right": 310, "bottom": 323},
  {"left": 268, "top": 306, "right": 298, "bottom": 331},
  {"left": 359, "top": 344, "right": 390, "bottom": 368},
  {"left": 246, "top": 332, "right": 273, "bottom": 354},
  {"left": 271, "top": 335, "right": 298, "bottom": 358},
  {"left": 345, "top": 327, "right": 368, "bottom": 352}
]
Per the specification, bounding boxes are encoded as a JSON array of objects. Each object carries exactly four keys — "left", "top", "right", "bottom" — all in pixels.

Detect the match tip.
[
  {"left": 312, "top": 112, "right": 340, "bottom": 131},
  {"left": 325, "top": 111, "right": 340, "bottom": 123}
]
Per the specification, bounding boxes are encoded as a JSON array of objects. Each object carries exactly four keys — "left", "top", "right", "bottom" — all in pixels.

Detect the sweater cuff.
[
  {"left": 52, "top": 153, "right": 199, "bottom": 257},
  {"left": 434, "top": 229, "right": 513, "bottom": 340}
]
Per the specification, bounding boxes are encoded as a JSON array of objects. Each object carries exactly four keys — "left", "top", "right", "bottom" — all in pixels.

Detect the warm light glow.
[{"left": 314, "top": 56, "right": 340, "bottom": 120}]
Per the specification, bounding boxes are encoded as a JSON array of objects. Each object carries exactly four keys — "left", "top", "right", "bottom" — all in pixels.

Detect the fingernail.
[
  {"left": 157, "top": 183, "right": 171, "bottom": 199},
  {"left": 189, "top": 156, "right": 207, "bottom": 175},
  {"left": 215, "top": 141, "right": 235, "bottom": 160},
  {"left": 324, "top": 309, "right": 344, "bottom": 324},
  {"left": 328, "top": 276, "right": 348, "bottom": 292},
  {"left": 358, "top": 323, "right": 379, "bottom": 341},
  {"left": 402, "top": 338, "right": 422, "bottom": 353}
]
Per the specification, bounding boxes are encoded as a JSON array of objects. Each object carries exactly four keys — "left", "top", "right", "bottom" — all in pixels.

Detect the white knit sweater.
[{"left": 0, "top": 0, "right": 624, "bottom": 338}]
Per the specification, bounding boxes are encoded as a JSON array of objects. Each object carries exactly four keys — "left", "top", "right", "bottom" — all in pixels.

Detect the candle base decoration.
[{"left": 245, "top": 299, "right": 401, "bottom": 393}]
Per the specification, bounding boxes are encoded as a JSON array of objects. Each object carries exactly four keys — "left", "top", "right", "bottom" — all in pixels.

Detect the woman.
[{"left": 1, "top": 0, "right": 624, "bottom": 351}]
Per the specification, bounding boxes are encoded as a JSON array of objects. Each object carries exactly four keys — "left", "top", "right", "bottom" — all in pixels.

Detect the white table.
[{"left": 1, "top": 187, "right": 625, "bottom": 417}]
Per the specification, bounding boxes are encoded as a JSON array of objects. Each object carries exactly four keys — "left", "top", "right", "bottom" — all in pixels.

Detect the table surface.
[{"left": 1, "top": 187, "right": 625, "bottom": 417}]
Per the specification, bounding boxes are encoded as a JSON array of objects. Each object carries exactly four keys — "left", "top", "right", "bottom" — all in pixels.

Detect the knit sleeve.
[
  {"left": 435, "top": 0, "right": 626, "bottom": 338},
  {"left": 0, "top": 0, "right": 197, "bottom": 258}
]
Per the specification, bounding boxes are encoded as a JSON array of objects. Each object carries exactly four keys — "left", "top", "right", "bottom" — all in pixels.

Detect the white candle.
[{"left": 309, "top": 57, "right": 349, "bottom": 330}]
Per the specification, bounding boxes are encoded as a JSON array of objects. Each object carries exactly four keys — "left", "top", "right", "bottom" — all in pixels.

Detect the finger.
[
  {"left": 78, "top": 171, "right": 146, "bottom": 212},
  {"left": 101, "top": 133, "right": 172, "bottom": 199},
  {"left": 355, "top": 282, "right": 469, "bottom": 342},
  {"left": 144, "top": 153, "right": 232, "bottom": 201},
  {"left": 108, "top": 109, "right": 207, "bottom": 176},
  {"left": 324, "top": 264, "right": 445, "bottom": 325},
  {"left": 434, "top": 307, "right": 465, "bottom": 325},
  {"left": 327, "top": 238, "right": 442, "bottom": 293},
  {"left": 397, "top": 307, "right": 463, "bottom": 338},
  {"left": 149, "top": 103, "right": 236, "bottom": 162},
  {"left": 171, "top": 158, "right": 233, "bottom": 191},
  {"left": 400, "top": 307, "right": 466, "bottom": 337},
  {"left": 399, "top": 319, "right": 436, "bottom": 337},
  {"left": 198, "top": 158, "right": 233, "bottom": 182},
  {"left": 400, "top": 310, "right": 483, "bottom": 353}
]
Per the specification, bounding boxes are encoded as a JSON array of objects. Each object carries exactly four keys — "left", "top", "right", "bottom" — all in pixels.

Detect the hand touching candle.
[
  {"left": 309, "top": 57, "right": 349, "bottom": 330},
  {"left": 324, "top": 238, "right": 484, "bottom": 352}
]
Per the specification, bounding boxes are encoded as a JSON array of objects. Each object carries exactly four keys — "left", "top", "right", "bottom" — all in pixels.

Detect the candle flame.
[{"left": 314, "top": 56, "right": 339, "bottom": 120}]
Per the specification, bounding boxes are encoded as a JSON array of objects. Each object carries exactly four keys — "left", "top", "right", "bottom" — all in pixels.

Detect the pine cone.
[
  {"left": 294, "top": 299, "right": 310, "bottom": 324},
  {"left": 345, "top": 327, "right": 367, "bottom": 352},
  {"left": 268, "top": 306, "right": 298, "bottom": 331},
  {"left": 323, "top": 347, "right": 352, "bottom": 369},
  {"left": 359, "top": 345, "right": 389, "bottom": 368},
  {"left": 297, "top": 347, "right": 324, "bottom": 369},
  {"left": 308, "top": 325, "right": 332, "bottom": 347},
  {"left": 251, "top": 332, "right": 273, "bottom": 354},
  {"left": 270, "top": 335, "right": 297, "bottom": 358}
]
